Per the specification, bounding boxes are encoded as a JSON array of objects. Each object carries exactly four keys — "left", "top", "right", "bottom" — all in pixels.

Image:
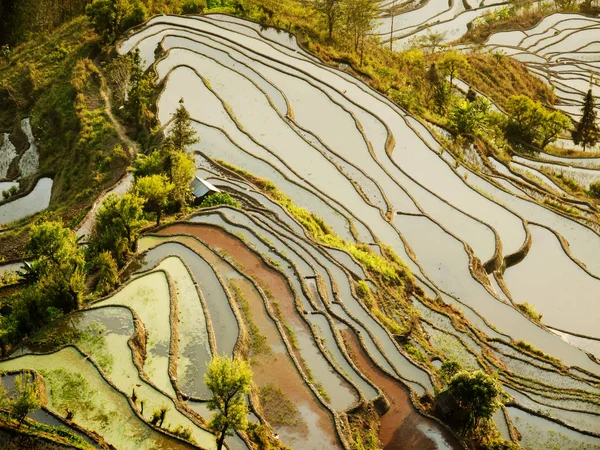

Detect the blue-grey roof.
[{"left": 191, "top": 176, "right": 220, "bottom": 198}]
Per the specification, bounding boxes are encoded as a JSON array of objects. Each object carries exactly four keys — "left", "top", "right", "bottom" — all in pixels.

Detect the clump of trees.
[
  {"left": 132, "top": 98, "right": 197, "bottom": 223},
  {"left": 314, "top": 0, "right": 378, "bottom": 64},
  {"left": 86, "top": 0, "right": 206, "bottom": 44},
  {"left": 205, "top": 355, "right": 253, "bottom": 450},
  {"left": 0, "top": 222, "right": 86, "bottom": 353}
]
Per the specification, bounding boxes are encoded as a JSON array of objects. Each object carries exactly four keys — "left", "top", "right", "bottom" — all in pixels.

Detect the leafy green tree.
[
  {"left": 27, "top": 222, "right": 86, "bottom": 313},
  {"left": 93, "top": 193, "right": 146, "bottom": 264},
  {"left": 133, "top": 150, "right": 165, "bottom": 178},
  {"left": 572, "top": 89, "right": 599, "bottom": 151},
  {"left": 95, "top": 251, "right": 119, "bottom": 295},
  {"left": 344, "top": 0, "right": 378, "bottom": 64},
  {"left": 11, "top": 374, "right": 41, "bottom": 424},
  {"left": 439, "top": 51, "right": 470, "bottom": 86},
  {"left": 539, "top": 110, "right": 571, "bottom": 150},
  {"left": 315, "top": 0, "right": 344, "bottom": 40},
  {"left": 86, "top": 0, "right": 128, "bottom": 43},
  {"left": 166, "top": 98, "right": 200, "bottom": 152},
  {"left": 505, "top": 95, "right": 570, "bottom": 150},
  {"left": 433, "top": 80, "right": 452, "bottom": 115},
  {"left": 449, "top": 98, "right": 490, "bottom": 136},
  {"left": 205, "top": 356, "right": 253, "bottom": 450},
  {"left": 136, "top": 175, "right": 174, "bottom": 226},
  {"left": 447, "top": 370, "right": 503, "bottom": 434},
  {"left": 168, "top": 148, "right": 196, "bottom": 208}
]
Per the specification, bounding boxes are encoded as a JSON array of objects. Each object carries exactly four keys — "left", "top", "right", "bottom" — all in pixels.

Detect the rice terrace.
[{"left": 1, "top": 0, "right": 600, "bottom": 449}]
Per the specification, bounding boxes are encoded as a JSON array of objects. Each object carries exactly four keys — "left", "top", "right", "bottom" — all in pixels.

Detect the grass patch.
[
  {"left": 272, "top": 301, "right": 299, "bottom": 349},
  {"left": 514, "top": 340, "right": 563, "bottom": 367},
  {"left": 259, "top": 383, "right": 304, "bottom": 428},
  {"left": 230, "top": 281, "right": 271, "bottom": 356},
  {"left": 216, "top": 160, "right": 411, "bottom": 286},
  {"left": 516, "top": 302, "right": 542, "bottom": 322},
  {"left": 41, "top": 368, "right": 110, "bottom": 426}
]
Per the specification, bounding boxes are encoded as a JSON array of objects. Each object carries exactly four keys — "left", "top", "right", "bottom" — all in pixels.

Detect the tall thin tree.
[{"left": 572, "top": 89, "right": 600, "bottom": 151}]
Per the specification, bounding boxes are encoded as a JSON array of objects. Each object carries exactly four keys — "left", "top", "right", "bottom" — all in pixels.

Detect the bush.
[
  {"left": 199, "top": 192, "right": 240, "bottom": 208},
  {"left": 516, "top": 302, "right": 542, "bottom": 322},
  {"left": 2, "top": 185, "right": 18, "bottom": 200},
  {"left": 181, "top": 0, "right": 207, "bottom": 14},
  {"left": 440, "top": 360, "right": 462, "bottom": 383},
  {"left": 588, "top": 180, "right": 600, "bottom": 199}
]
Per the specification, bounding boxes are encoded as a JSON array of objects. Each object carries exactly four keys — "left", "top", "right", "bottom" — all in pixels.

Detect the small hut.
[{"left": 190, "top": 176, "right": 220, "bottom": 205}]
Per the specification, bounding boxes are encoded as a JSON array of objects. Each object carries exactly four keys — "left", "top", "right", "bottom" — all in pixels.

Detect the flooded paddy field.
[{"left": 5, "top": 7, "right": 600, "bottom": 450}]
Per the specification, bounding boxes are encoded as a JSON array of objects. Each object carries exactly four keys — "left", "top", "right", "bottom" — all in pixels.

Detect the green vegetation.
[
  {"left": 166, "top": 98, "right": 200, "bottom": 152},
  {"left": 440, "top": 360, "right": 462, "bottom": 383},
  {"left": 516, "top": 302, "right": 542, "bottom": 322},
  {"left": 505, "top": 95, "right": 571, "bottom": 150},
  {"left": 259, "top": 383, "right": 303, "bottom": 428},
  {"left": 514, "top": 340, "right": 562, "bottom": 367},
  {"left": 446, "top": 370, "right": 503, "bottom": 435},
  {"left": 205, "top": 355, "right": 253, "bottom": 450},
  {"left": 217, "top": 159, "right": 410, "bottom": 286},
  {"left": 572, "top": 90, "right": 599, "bottom": 152},
  {"left": 449, "top": 98, "right": 491, "bottom": 137},
  {"left": 27, "top": 220, "right": 86, "bottom": 311},
  {"left": 200, "top": 192, "right": 240, "bottom": 209},
  {"left": 0, "top": 18, "right": 126, "bottom": 216},
  {"left": 42, "top": 369, "right": 101, "bottom": 423},
  {"left": 230, "top": 282, "right": 270, "bottom": 356},
  {"left": 0, "top": 222, "right": 85, "bottom": 353},
  {"left": 135, "top": 175, "right": 174, "bottom": 226},
  {"left": 92, "top": 193, "right": 146, "bottom": 265},
  {"left": 94, "top": 251, "right": 119, "bottom": 295},
  {"left": 131, "top": 98, "right": 198, "bottom": 220},
  {"left": 10, "top": 374, "right": 42, "bottom": 424},
  {"left": 588, "top": 180, "right": 600, "bottom": 199}
]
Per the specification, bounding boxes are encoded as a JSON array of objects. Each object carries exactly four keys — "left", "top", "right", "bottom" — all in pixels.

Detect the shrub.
[
  {"left": 440, "top": 360, "right": 462, "bottom": 382},
  {"left": 200, "top": 192, "right": 240, "bottom": 208},
  {"left": 181, "top": 0, "right": 207, "bottom": 14},
  {"left": 2, "top": 185, "right": 18, "bottom": 200},
  {"left": 516, "top": 302, "right": 542, "bottom": 322},
  {"left": 588, "top": 180, "right": 600, "bottom": 199}
]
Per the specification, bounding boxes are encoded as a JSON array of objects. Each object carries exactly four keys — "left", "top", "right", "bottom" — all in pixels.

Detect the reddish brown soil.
[
  {"left": 343, "top": 331, "right": 463, "bottom": 450},
  {"left": 155, "top": 228, "right": 342, "bottom": 448}
]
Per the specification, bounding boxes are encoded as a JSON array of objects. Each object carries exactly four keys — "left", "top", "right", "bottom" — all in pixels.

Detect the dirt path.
[{"left": 96, "top": 65, "right": 139, "bottom": 157}]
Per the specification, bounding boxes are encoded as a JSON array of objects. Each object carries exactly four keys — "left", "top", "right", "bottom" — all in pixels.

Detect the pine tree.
[
  {"left": 572, "top": 90, "right": 600, "bottom": 151},
  {"left": 167, "top": 98, "right": 200, "bottom": 152}
]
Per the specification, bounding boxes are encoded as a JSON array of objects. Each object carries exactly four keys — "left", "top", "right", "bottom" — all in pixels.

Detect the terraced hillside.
[{"left": 2, "top": 5, "right": 600, "bottom": 450}]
